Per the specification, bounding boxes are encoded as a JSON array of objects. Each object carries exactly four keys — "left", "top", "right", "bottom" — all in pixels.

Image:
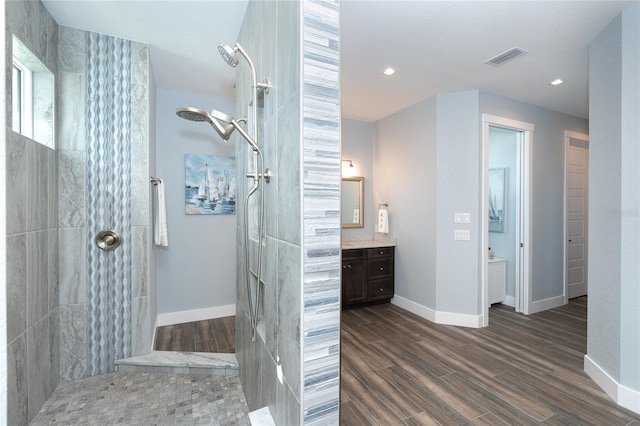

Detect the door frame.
[
  {"left": 563, "top": 131, "right": 589, "bottom": 303},
  {"left": 481, "top": 114, "right": 534, "bottom": 326}
]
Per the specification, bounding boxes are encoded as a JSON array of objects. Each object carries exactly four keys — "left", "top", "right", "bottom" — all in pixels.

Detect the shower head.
[
  {"left": 176, "top": 106, "right": 209, "bottom": 122},
  {"left": 176, "top": 106, "right": 235, "bottom": 141},
  {"left": 218, "top": 43, "right": 239, "bottom": 68}
]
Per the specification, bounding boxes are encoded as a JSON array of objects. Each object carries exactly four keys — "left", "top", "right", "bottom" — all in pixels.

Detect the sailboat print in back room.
[{"left": 185, "top": 153, "right": 236, "bottom": 215}]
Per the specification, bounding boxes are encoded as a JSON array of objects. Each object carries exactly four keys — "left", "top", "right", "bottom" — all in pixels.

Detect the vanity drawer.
[
  {"left": 368, "top": 246, "right": 394, "bottom": 259},
  {"left": 368, "top": 258, "right": 393, "bottom": 278},
  {"left": 342, "top": 248, "right": 366, "bottom": 260},
  {"left": 367, "top": 278, "right": 394, "bottom": 301}
]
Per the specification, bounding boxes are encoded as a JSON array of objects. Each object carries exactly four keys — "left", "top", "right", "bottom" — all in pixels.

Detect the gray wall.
[
  {"left": 5, "top": 1, "right": 59, "bottom": 424},
  {"left": 375, "top": 97, "right": 437, "bottom": 308},
  {"left": 374, "top": 89, "right": 587, "bottom": 318},
  {"left": 235, "top": 1, "right": 303, "bottom": 423},
  {"left": 341, "top": 118, "right": 375, "bottom": 238},
  {"left": 155, "top": 90, "right": 236, "bottom": 316},
  {"left": 588, "top": 3, "right": 640, "bottom": 393},
  {"left": 0, "top": 2, "right": 6, "bottom": 422},
  {"left": 489, "top": 127, "right": 518, "bottom": 298},
  {"left": 435, "top": 91, "right": 481, "bottom": 314}
]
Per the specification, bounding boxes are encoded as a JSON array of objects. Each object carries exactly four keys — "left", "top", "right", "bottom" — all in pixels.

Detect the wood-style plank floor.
[
  {"left": 153, "top": 299, "right": 640, "bottom": 425},
  {"left": 340, "top": 297, "right": 640, "bottom": 425},
  {"left": 153, "top": 316, "right": 235, "bottom": 353}
]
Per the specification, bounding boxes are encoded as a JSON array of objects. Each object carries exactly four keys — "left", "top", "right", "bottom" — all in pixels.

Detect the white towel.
[
  {"left": 154, "top": 179, "right": 169, "bottom": 246},
  {"left": 377, "top": 208, "right": 389, "bottom": 234}
]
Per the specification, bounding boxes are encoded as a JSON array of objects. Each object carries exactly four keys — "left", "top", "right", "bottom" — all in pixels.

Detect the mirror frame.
[{"left": 341, "top": 176, "right": 364, "bottom": 228}]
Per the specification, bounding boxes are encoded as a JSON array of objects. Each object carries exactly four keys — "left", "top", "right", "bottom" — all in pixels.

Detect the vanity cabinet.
[
  {"left": 342, "top": 246, "right": 394, "bottom": 309},
  {"left": 488, "top": 258, "right": 506, "bottom": 305}
]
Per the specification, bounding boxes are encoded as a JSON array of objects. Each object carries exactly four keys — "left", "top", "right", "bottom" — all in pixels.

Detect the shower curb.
[{"left": 115, "top": 351, "right": 238, "bottom": 376}]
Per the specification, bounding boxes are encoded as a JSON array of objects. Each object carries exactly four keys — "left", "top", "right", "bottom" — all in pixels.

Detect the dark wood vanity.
[{"left": 341, "top": 246, "right": 394, "bottom": 309}]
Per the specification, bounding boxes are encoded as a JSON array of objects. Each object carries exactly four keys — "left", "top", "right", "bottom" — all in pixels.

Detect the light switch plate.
[
  {"left": 454, "top": 213, "right": 471, "bottom": 224},
  {"left": 454, "top": 229, "right": 471, "bottom": 241}
]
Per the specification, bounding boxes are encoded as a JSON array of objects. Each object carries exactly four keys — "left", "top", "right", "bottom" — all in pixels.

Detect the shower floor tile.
[{"left": 30, "top": 371, "right": 249, "bottom": 425}]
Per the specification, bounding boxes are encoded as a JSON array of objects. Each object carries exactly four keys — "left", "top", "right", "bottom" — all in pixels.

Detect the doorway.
[
  {"left": 481, "top": 114, "right": 534, "bottom": 326},
  {"left": 564, "top": 131, "right": 589, "bottom": 301}
]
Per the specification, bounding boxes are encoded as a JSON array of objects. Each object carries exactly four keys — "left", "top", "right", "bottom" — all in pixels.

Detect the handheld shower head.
[
  {"left": 176, "top": 106, "right": 235, "bottom": 141},
  {"left": 176, "top": 106, "right": 209, "bottom": 122},
  {"left": 218, "top": 43, "right": 239, "bottom": 68}
]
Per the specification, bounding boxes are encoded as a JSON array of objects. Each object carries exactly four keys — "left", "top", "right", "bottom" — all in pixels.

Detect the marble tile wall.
[
  {"left": 57, "top": 27, "right": 153, "bottom": 379},
  {"left": 6, "top": 2, "right": 152, "bottom": 423},
  {"left": 301, "top": 1, "right": 341, "bottom": 424},
  {"left": 57, "top": 25, "right": 88, "bottom": 381},
  {"left": 235, "top": 1, "right": 341, "bottom": 424},
  {"left": 5, "top": 1, "right": 60, "bottom": 424}
]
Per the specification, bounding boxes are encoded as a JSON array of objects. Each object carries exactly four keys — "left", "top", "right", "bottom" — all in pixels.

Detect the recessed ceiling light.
[
  {"left": 550, "top": 79, "right": 564, "bottom": 86},
  {"left": 383, "top": 67, "right": 396, "bottom": 76}
]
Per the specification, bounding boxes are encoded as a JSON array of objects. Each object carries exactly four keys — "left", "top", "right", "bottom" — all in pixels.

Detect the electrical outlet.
[
  {"left": 454, "top": 213, "right": 471, "bottom": 224},
  {"left": 454, "top": 229, "right": 471, "bottom": 241}
]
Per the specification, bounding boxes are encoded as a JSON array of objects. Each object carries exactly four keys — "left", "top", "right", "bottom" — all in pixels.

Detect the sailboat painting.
[
  {"left": 488, "top": 168, "right": 506, "bottom": 233},
  {"left": 185, "top": 154, "right": 236, "bottom": 215}
]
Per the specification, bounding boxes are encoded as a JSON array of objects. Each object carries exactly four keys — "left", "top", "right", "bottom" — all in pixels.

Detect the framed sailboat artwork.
[{"left": 185, "top": 154, "right": 236, "bottom": 215}]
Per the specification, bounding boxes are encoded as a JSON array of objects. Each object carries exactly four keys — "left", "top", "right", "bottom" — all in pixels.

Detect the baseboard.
[
  {"left": 156, "top": 304, "right": 236, "bottom": 327},
  {"left": 584, "top": 355, "right": 640, "bottom": 415},
  {"left": 435, "top": 310, "right": 483, "bottom": 328},
  {"left": 391, "top": 296, "right": 482, "bottom": 328},
  {"left": 392, "top": 295, "right": 436, "bottom": 322},
  {"left": 528, "top": 295, "right": 565, "bottom": 314}
]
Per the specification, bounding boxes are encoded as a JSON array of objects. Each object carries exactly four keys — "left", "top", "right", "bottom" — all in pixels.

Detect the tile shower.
[
  {"left": 4, "top": 0, "right": 340, "bottom": 424},
  {"left": 5, "top": 1, "right": 154, "bottom": 422}
]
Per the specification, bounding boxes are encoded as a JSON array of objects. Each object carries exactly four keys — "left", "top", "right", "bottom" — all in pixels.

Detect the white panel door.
[{"left": 566, "top": 140, "right": 588, "bottom": 298}]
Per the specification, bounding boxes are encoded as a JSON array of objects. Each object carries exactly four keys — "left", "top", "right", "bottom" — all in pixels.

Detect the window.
[
  {"left": 12, "top": 57, "right": 33, "bottom": 137},
  {"left": 12, "top": 36, "right": 54, "bottom": 148}
]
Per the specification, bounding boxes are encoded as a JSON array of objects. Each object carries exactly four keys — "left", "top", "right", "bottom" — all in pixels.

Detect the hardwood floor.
[
  {"left": 153, "top": 316, "right": 235, "bottom": 353},
  {"left": 154, "top": 300, "right": 640, "bottom": 425},
  {"left": 340, "top": 297, "right": 640, "bottom": 425}
]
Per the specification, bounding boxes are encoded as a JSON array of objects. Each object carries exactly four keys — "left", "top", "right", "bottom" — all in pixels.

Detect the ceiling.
[{"left": 43, "top": 0, "right": 638, "bottom": 122}]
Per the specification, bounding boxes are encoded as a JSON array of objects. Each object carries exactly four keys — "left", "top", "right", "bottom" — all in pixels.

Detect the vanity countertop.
[{"left": 342, "top": 240, "right": 396, "bottom": 250}]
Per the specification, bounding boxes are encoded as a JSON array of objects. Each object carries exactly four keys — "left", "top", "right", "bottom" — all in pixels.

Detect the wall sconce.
[{"left": 341, "top": 159, "right": 355, "bottom": 176}]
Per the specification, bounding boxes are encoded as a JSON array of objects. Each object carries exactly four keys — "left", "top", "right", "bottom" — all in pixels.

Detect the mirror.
[{"left": 341, "top": 176, "right": 364, "bottom": 228}]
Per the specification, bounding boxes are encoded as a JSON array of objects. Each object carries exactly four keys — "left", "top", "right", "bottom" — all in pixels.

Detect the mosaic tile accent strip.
[
  {"left": 85, "top": 32, "right": 133, "bottom": 376},
  {"left": 301, "top": 0, "right": 341, "bottom": 424},
  {"left": 30, "top": 372, "right": 250, "bottom": 425}
]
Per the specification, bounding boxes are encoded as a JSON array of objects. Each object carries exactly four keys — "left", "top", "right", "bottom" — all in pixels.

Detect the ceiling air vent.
[{"left": 484, "top": 47, "right": 528, "bottom": 67}]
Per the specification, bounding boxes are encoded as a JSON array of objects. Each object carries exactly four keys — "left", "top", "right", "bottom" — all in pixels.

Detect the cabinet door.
[{"left": 342, "top": 260, "right": 366, "bottom": 306}]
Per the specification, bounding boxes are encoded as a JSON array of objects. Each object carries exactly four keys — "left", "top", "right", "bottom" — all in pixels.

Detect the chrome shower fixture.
[
  {"left": 176, "top": 106, "right": 266, "bottom": 162},
  {"left": 218, "top": 42, "right": 271, "bottom": 96},
  {"left": 176, "top": 106, "right": 235, "bottom": 141},
  {"left": 218, "top": 43, "right": 239, "bottom": 68}
]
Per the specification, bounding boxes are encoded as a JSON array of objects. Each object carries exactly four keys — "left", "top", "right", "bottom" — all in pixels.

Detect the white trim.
[
  {"left": 391, "top": 296, "right": 482, "bottom": 328},
  {"left": 585, "top": 355, "right": 640, "bottom": 415},
  {"left": 392, "top": 296, "right": 436, "bottom": 322},
  {"left": 156, "top": 304, "right": 236, "bottom": 327},
  {"left": 528, "top": 295, "right": 565, "bottom": 314},
  {"left": 620, "top": 384, "right": 640, "bottom": 415},
  {"left": 435, "top": 310, "right": 483, "bottom": 328},
  {"left": 150, "top": 314, "right": 160, "bottom": 351},
  {"left": 504, "top": 295, "right": 516, "bottom": 308},
  {"left": 481, "top": 114, "right": 534, "bottom": 323}
]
